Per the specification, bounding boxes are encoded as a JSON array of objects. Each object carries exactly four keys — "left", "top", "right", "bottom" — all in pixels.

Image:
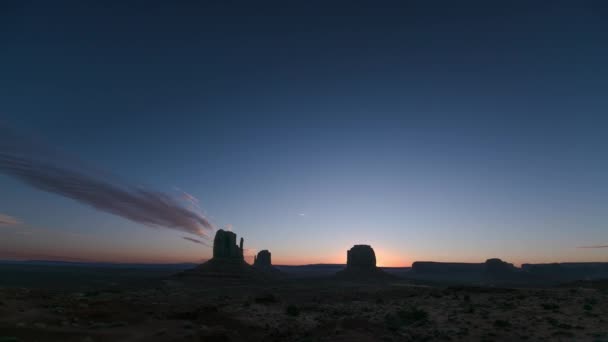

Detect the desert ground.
[{"left": 1, "top": 270, "right": 607, "bottom": 342}]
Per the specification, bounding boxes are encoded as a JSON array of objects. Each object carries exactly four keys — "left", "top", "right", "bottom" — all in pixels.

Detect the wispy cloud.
[
  {"left": 0, "top": 214, "right": 20, "bottom": 226},
  {"left": 0, "top": 124, "right": 213, "bottom": 237},
  {"left": 577, "top": 245, "right": 608, "bottom": 249},
  {"left": 183, "top": 236, "right": 211, "bottom": 247}
]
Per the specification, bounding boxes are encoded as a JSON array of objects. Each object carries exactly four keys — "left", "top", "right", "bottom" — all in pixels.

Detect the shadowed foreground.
[{"left": 1, "top": 277, "right": 607, "bottom": 342}]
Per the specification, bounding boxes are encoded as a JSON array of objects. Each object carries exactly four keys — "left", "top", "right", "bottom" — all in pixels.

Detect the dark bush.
[
  {"left": 286, "top": 304, "right": 300, "bottom": 316},
  {"left": 255, "top": 293, "right": 279, "bottom": 304},
  {"left": 494, "top": 319, "right": 511, "bottom": 328},
  {"left": 541, "top": 303, "right": 559, "bottom": 311},
  {"left": 384, "top": 307, "right": 429, "bottom": 330}
]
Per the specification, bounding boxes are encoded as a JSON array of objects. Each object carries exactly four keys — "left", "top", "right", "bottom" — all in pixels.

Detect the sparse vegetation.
[
  {"left": 286, "top": 304, "right": 300, "bottom": 316},
  {"left": 494, "top": 319, "right": 511, "bottom": 328},
  {"left": 0, "top": 337, "right": 19, "bottom": 342},
  {"left": 255, "top": 293, "right": 279, "bottom": 304},
  {"left": 385, "top": 307, "right": 429, "bottom": 330},
  {"left": 541, "top": 303, "right": 560, "bottom": 311},
  {"left": 1, "top": 276, "right": 607, "bottom": 341}
]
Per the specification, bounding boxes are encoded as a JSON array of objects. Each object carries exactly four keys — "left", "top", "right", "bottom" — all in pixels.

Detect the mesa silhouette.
[{"left": 175, "top": 229, "right": 608, "bottom": 286}]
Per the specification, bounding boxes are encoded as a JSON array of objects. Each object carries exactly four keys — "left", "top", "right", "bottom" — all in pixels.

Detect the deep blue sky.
[{"left": 1, "top": 1, "right": 607, "bottom": 265}]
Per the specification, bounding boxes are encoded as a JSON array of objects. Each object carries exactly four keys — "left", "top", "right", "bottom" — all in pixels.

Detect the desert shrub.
[
  {"left": 552, "top": 331, "right": 575, "bottom": 338},
  {"left": 0, "top": 337, "right": 19, "bottom": 342},
  {"left": 499, "top": 301, "right": 516, "bottom": 311},
  {"left": 456, "top": 327, "right": 469, "bottom": 337},
  {"left": 494, "top": 319, "right": 511, "bottom": 328},
  {"left": 585, "top": 297, "right": 598, "bottom": 305},
  {"left": 384, "top": 313, "right": 402, "bottom": 331},
  {"left": 546, "top": 317, "right": 559, "bottom": 327},
  {"left": 286, "top": 304, "right": 300, "bottom": 316},
  {"left": 255, "top": 293, "right": 279, "bottom": 304},
  {"left": 541, "top": 303, "right": 560, "bottom": 311},
  {"left": 398, "top": 307, "right": 429, "bottom": 323},
  {"left": 384, "top": 307, "right": 429, "bottom": 330}
]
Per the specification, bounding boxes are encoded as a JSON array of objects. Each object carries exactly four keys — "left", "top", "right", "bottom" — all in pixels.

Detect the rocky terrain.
[{"left": 1, "top": 279, "right": 608, "bottom": 341}]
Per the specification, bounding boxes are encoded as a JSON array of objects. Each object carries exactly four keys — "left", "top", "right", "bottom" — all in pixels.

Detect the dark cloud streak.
[
  {"left": 0, "top": 125, "right": 213, "bottom": 237},
  {"left": 183, "top": 236, "right": 210, "bottom": 247},
  {"left": 577, "top": 245, "right": 608, "bottom": 249}
]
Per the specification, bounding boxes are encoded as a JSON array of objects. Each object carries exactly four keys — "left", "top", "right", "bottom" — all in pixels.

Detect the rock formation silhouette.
[
  {"left": 522, "top": 262, "right": 608, "bottom": 281},
  {"left": 213, "top": 229, "right": 244, "bottom": 260},
  {"left": 412, "top": 259, "right": 516, "bottom": 275},
  {"left": 410, "top": 258, "right": 526, "bottom": 284},
  {"left": 252, "top": 249, "right": 284, "bottom": 277},
  {"left": 412, "top": 262, "right": 485, "bottom": 274},
  {"left": 178, "top": 229, "right": 255, "bottom": 280},
  {"left": 484, "top": 258, "right": 516, "bottom": 274},
  {"left": 253, "top": 250, "right": 271, "bottom": 268},
  {"left": 346, "top": 245, "right": 376, "bottom": 270},
  {"left": 178, "top": 230, "right": 284, "bottom": 281},
  {"left": 335, "top": 245, "right": 394, "bottom": 281}
]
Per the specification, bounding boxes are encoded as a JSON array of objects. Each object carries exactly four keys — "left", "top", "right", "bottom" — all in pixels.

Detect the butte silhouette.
[
  {"left": 178, "top": 229, "right": 280, "bottom": 280},
  {"left": 335, "top": 245, "right": 395, "bottom": 280}
]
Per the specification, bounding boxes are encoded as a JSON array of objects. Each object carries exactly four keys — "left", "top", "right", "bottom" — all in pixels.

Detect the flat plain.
[{"left": 1, "top": 265, "right": 607, "bottom": 342}]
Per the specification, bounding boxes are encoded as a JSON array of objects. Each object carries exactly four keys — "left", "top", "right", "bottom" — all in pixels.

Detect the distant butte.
[
  {"left": 253, "top": 250, "right": 272, "bottom": 268},
  {"left": 335, "top": 245, "right": 395, "bottom": 281},
  {"left": 347, "top": 245, "right": 377, "bottom": 270},
  {"left": 213, "top": 229, "right": 244, "bottom": 260},
  {"left": 178, "top": 230, "right": 281, "bottom": 281},
  {"left": 253, "top": 249, "right": 284, "bottom": 277}
]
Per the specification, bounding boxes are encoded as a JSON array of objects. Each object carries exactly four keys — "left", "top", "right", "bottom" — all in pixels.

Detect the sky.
[{"left": 1, "top": 1, "right": 607, "bottom": 266}]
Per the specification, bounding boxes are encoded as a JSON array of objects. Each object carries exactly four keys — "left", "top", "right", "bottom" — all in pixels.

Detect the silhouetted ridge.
[
  {"left": 412, "top": 262, "right": 485, "bottom": 274},
  {"left": 522, "top": 262, "right": 608, "bottom": 280},
  {"left": 412, "top": 259, "right": 516, "bottom": 275},
  {"left": 484, "top": 258, "right": 516, "bottom": 275}
]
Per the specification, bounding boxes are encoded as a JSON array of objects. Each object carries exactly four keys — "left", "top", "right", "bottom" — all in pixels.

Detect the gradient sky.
[{"left": 1, "top": 1, "right": 607, "bottom": 266}]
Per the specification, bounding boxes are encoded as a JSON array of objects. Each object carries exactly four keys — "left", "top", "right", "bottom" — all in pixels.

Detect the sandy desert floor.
[{"left": 1, "top": 279, "right": 607, "bottom": 342}]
